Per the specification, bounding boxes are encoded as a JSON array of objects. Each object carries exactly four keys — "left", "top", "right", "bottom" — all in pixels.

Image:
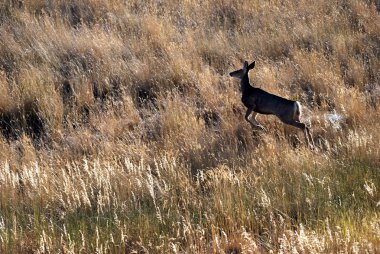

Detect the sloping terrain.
[{"left": 0, "top": 0, "right": 379, "bottom": 252}]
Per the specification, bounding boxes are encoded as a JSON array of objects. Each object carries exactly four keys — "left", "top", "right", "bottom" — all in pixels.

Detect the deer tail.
[{"left": 294, "top": 101, "right": 302, "bottom": 121}]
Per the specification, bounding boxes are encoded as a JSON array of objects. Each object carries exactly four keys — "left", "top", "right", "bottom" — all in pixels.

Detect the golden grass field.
[{"left": 0, "top": 0, "right": 379, "bottom": 253}]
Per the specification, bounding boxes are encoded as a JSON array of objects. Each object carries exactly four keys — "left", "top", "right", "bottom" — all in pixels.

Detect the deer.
[{"left": 229, "top": 60, "right": 314, "bottom": 148}]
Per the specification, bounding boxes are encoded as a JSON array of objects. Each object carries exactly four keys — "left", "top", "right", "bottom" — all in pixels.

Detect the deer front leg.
[
  {"left": 252, "top": 112, "right": 266, "bottom": 131},
  {"left": 245, "top": 107, "right": 254, "bottom": 125},
  {"left": 245, "top": 108, "right": 265, "bottom": 130}
]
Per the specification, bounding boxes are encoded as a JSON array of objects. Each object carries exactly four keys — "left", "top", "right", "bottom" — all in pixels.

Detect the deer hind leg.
[
  {"left": 304, "top": 126, "right": 315, "bottom": 148},
  {"left": 282, "top": 119, "right": 313, "bottom": 148},
  {"left": 293, "top": 116, "right": 315, "bottom": 148}
]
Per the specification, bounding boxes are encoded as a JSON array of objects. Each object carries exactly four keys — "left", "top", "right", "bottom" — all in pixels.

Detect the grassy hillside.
[{"left": 0, "top": 0, "right": 379, "bottom": 253}]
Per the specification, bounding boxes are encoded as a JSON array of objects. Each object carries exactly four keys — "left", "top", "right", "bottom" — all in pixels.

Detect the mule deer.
[{"left": 230, "top": 60, "right": 314, "bottom": 147}]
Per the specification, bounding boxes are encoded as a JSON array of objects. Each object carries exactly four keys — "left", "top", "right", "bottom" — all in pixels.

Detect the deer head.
[{"left": 229, "top": 60, "right": 255, "bottom": 79}]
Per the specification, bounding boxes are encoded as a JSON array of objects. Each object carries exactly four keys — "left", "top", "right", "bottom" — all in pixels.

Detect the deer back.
[{"left": 242, "top": 88, "right": 295, "bottom": 116}]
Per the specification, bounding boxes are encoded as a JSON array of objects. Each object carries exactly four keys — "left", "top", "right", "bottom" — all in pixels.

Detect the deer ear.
[
  {"left": 243, "top": 61, "right": 248, "bottom": 70},
  {"left": 248, "top": 61, "right": 255, "bottom": 70}
]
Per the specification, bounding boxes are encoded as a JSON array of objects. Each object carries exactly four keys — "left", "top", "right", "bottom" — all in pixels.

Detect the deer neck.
[{"left": 240, "top": 75, "right": 251, "bottom": 94}]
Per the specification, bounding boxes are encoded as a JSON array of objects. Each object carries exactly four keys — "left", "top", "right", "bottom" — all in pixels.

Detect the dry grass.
[{"left": 0, "top": 0, "right": 379, "bottom": 253}]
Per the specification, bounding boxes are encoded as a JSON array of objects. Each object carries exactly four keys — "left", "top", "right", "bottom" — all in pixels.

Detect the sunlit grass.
[{"left": 0, "top": 0, "right": 379, "bottom": 252}]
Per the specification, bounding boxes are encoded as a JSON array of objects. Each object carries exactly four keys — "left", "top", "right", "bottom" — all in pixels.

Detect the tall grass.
[{"left": 0, "top": 0, "right": 379, "bottom": 252}]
